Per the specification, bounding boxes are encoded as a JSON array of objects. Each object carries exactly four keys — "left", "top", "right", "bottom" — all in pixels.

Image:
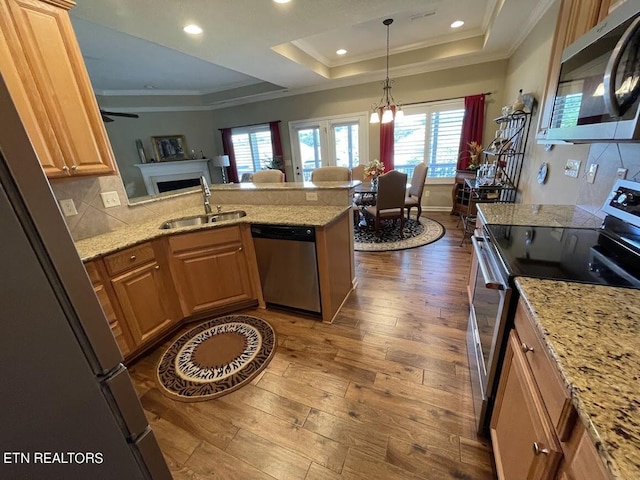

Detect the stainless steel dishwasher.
[{"left": 251, "top": 224, "right": 321, "bottom": 314}]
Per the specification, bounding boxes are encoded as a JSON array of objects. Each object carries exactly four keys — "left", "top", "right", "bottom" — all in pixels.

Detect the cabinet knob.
[
  {"left": 154, "top": 265, "right": 160, "bottom": 270},
  {"left": 62, "top": 165, "right": 70, "bottom": 174},
  {"left": 521, "top": 342, "right": 534, "bottom": 353},
  {"left": 71, "top": 164, "right": 78, "bottom": 171},
  {"left": 238, "top": 247, "right": 243, "bottom": 252},
  {"left": 532, "top": 442, "right": 549, "bottom": 456},
  {"left": 130, "top": 255, "right": 136, "bottom": 261}
]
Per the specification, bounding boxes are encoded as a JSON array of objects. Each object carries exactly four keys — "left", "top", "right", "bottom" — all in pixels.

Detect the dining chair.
[
  {"left": 351, "top": 164, "right": 366, "bottom": 182},
  {"left": 404, "top": 162, "right": 428, "bottom": 220},
  {"left": 310, "top": 166, "right": 351, "bottom": 182},
  {"left": 252, "top": 169, "right": 285, "bottom": 183},
  {"left": 363, "top": 170, "right": 408, "bottom": 237}
]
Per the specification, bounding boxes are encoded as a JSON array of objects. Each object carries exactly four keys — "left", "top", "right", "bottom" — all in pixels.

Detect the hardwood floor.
[{"left": 129, "top": 212, "right": 496, "bottom": 480}]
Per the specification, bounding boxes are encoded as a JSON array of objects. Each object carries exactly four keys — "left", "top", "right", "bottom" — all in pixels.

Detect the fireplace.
[{"left": 134, "top": 159, "right": 212, "bottom": 196}]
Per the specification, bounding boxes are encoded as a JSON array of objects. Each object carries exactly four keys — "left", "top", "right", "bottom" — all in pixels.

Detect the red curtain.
[
  {"left": 220, "top": 128, "right": 239, "bottom": 183},
  {"left": 456, "top": 94, "right": 486, "bottom": 170},
  {"left": 379, "top": 107, "right": 395, "bottom": 172},
  {"left": 269, "top": 121, "right": 285, "bottom": 179}
]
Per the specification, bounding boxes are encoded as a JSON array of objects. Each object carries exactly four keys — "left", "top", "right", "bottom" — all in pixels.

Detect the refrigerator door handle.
[{"left": 102, "top": 364, "right": 150, "bottom": 440}]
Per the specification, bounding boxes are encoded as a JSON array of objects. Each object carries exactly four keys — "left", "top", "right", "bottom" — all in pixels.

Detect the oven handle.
[{"left": 471, "top": 236, "right": 505, "bottom": 290}]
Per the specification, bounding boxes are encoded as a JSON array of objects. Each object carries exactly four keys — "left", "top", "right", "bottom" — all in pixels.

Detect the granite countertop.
[
  {"left": 75, "top": 204, "right": 349, "bottom": 261},
  {"left": 515, "top": 277, "right": 640, "bottom": 480},
  {"left": 477, "top": 204, "right": 602, "bottom": 228}
]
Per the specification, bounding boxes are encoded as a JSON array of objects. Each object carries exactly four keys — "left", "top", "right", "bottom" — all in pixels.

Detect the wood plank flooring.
[{"left": 129, "top": 212, "right": 496, "bottom": 479}]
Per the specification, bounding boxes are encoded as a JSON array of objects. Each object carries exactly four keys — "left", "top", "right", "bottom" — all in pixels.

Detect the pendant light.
[{"left": 370, "top": 18, "right": 403, "bottom": 124}]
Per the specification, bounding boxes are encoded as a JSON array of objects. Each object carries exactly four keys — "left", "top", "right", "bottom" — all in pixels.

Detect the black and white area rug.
[{"left": 354, "top": 216, "right": 446, "bottom": 252}]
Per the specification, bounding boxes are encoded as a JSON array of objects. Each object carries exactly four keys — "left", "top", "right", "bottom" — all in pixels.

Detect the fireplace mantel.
[{"left": 134, "top": 159, "right": 212, "bottom": 196}]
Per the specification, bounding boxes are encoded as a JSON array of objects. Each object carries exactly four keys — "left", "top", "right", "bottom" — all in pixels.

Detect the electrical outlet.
[
  {"left": 100, "top": 191, "right": 121, "bottom": 208},
  {"left": 564, "top": 159, "right": 581, "bottom": 178},
  {"left": 305, "top": 192, "right": 318, "bottom": 201},
  {"left": 617, "top": 168, "right": 628, "bottom": 179},
  {"left": 586, "top": 163, "right": 598, "bottom": 184},
  {"left": 59, "top": 198, "right": 78, "bottom": 216},
  {"left": 424, "top": 190, "right": 430, "bottom": 198}
]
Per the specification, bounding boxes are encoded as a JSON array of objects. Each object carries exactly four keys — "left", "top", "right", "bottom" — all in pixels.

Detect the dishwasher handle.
[{"left": 251, "top": 224, "right": 316, "bottom": 242}]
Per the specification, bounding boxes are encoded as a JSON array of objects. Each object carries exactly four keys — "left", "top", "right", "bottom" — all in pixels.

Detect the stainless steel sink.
[{"left": 160, "top": 210, "right": 246, "bottom": 229}]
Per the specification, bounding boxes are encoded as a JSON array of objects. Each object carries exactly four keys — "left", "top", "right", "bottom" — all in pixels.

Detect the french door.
[{"left": 289, "top": 114, "right": 368, "bottom": 181}]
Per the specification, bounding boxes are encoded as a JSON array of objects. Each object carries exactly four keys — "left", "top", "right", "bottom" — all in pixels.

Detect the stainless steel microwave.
[{"left": 542, "top": 0, "right": 640, "bottom": 142}]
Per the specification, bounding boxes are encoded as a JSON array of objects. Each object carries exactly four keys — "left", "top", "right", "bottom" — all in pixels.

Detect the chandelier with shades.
[{"left": 369, "top": 18, "right": 403, "bottom": 124}]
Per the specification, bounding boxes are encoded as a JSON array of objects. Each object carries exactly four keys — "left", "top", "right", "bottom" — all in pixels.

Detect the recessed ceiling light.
[
  {"left": 183, "top": 24, "right": 203, "bottom": 35},
  {"left": 273, "top": 0, "right": 291, "bottom": 3},
  {"left": 451, "top": 20, "right": 464, "bottom": 28},
  {"left": 336, "top": 49, "right": 347, "bottom": 55}
]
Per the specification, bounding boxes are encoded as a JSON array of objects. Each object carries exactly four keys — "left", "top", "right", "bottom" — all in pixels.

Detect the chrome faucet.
[{"left": 200, "top": 176, "right": 212, "bottom": 214}]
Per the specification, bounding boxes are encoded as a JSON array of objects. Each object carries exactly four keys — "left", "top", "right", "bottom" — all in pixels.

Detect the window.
[
  {"left": 231, "top": 125, "right": 273, "bottom": 177},
  {"left": 394, "top": 100, "right": 464, "bottom": 180},
  {"left": 296, "top": 127, "right": 322, "bottom": 178},
  {"left": 289, "top": 114, "right": 368, "bottom": 181},
  {"left": 332, "top": 123, "right": 359, "bottom": 169}
]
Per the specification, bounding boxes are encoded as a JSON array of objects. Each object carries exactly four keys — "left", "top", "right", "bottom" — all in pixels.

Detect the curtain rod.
[
  {"left": 218, "top": 120, "right": 280, "bottom": 131},
  {"left": 401, "top": 92, "right": 492, "bottom": 107}
]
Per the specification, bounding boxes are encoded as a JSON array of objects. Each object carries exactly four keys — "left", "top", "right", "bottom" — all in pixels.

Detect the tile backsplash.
[
  {"left": 49, "top": 174, "right": 201, "bottom": 241},
  {"left": 577, "top": 143, "right": 640, "bottom": 216}
]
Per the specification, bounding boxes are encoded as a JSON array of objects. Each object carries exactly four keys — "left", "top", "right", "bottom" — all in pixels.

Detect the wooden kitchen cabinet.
[
  {"left": 0, "top": 0, "right": 117, "bottom": 178},
  {"left": 491, "top": 331, "right": 563, "bottom": 479},
  {"left": 556, "top": 421, "right": 608, "bottom": 480},
  {"left": 537, "top": 0, "right": 612, "bottom": 137},
  {"left": 105, "top": 241, "right": 180, "bottom": 347},
  {"left": 168, "top": 225, "right": 260, "bottom": 318},
  {"left": 84, "top": 260, "right": 134, "bottom": 357},
  {"left": 491, "top": 300, "right": 609, "bottom": 480}
]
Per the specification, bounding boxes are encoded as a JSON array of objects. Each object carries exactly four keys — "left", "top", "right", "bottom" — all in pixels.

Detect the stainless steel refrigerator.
[{"left": 0, "top": 75, "right": 172, "bottom": 479}]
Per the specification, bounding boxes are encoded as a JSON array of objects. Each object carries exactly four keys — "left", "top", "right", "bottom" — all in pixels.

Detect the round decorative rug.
[
  {"left": 156, "top": 315, "right": 276, "bottom": 402},
  {"left": 354, "top": 216, "right": 446, "bottom": 252}
]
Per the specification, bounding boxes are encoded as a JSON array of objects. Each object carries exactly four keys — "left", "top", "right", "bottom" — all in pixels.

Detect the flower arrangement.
[
  {"left": 467, "top": 141, "right": 483, "bottom": 157},
  {"left": 466, "top": 141, "right": 483, "bottom": 170},
  {"left": 364, "top": 158, "right": 385, "bottom": 179}
]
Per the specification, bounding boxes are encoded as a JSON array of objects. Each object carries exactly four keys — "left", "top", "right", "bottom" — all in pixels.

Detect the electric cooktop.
[{"left": 485, "top": 223, "right": 640, "bottom": 288}]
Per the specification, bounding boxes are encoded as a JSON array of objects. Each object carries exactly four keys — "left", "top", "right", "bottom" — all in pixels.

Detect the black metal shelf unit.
[{"left": 482, "top": 109, "right": 532, "bottom": 203}]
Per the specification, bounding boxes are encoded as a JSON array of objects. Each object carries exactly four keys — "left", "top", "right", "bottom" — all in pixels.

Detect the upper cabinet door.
[{"left": 0, "top": 0, "right": 116, "bottom": 178}]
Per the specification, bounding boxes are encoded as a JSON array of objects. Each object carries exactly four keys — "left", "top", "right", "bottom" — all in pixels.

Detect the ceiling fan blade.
[{"left": 99, "top": 108, "right": 139, "bottom": 120}]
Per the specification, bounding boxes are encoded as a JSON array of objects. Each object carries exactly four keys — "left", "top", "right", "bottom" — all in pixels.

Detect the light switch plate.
[
  {"left": 617, "top": 168, "right": 628, "bottom": 179},
  {"left": 564, "top": 159, "right": 581, "bottom": 178},
  {"left": 100, "top": 191, "right": 121, "bottom": 208},
  {"left": 59, "top": 198, "right": 78, "bottom": 216},
  {"left": 305, "top": 192, "right": 318, "bottom": 201},
  {"left": 586, "top": 163, "right": 598, "bottom": 184}
]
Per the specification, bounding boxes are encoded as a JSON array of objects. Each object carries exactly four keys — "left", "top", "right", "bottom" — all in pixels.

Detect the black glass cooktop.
[{"left": 485, "top": 224, "right": 640, "bottom": 288}]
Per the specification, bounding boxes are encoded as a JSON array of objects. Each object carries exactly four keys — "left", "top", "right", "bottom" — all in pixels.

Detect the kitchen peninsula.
[{"left": 76, "top": 180, "right": 358, "bottom": 361}]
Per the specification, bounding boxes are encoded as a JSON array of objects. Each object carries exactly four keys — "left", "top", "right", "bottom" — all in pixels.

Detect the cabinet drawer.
[
  {"left": 168, "top": 226, "right": 242, "bottom": 253},
  {"left": 104, "top": 243, "right": 155, "bottom": 276},
  {"left": 514, "top": 301, "right": 572, "bottom": 435}
]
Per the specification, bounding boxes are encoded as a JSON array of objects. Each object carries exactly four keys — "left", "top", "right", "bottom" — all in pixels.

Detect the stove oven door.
[{"left": 467, "top": 236, "right": 512, "bottom": 435}]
